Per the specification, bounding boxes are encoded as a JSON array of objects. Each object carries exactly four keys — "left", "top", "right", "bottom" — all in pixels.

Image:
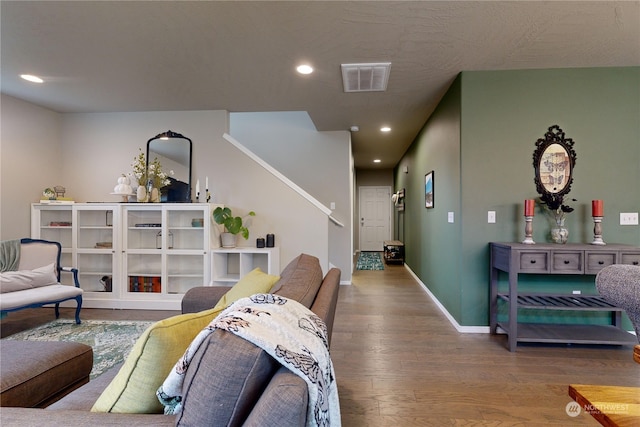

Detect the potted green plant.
[{"left": 213, "top": 206, "right": 256, "bottom": 248}]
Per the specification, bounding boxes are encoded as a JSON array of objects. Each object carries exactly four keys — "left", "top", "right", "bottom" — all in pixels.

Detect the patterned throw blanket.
[{"left": 157, "top": 294, "right": 341, "bottom": 427}]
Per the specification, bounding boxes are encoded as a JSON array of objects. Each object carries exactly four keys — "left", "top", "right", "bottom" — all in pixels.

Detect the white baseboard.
[{"left": 403, "top": 264, "right": 490, "bottom": 334}]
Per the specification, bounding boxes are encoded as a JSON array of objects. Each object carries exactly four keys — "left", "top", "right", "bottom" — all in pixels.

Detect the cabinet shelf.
[
  {"left": 210, "top": 247, "right": 279, "bottom": 286},
  {"left": 496, "top": 323, "right": 637, "bottom": 346},
  {"left": 497, "top": 293, "right": 623, "bottom": 311}
]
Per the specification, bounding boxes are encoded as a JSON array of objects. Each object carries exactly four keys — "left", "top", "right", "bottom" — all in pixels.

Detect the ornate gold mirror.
[{"left": 532, "top": 125, "right": 577, "bottom": 210}]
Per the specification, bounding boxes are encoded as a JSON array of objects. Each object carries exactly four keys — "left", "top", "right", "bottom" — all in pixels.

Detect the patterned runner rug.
[
  {"left": 3, "top": 319, "right": 153, "bottom": 379},
  {"left": 356, "top": 251, "right": 384, "bottom": 270}
]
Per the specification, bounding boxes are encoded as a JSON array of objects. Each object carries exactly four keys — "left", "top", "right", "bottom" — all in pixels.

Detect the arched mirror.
[
  {"left": 532, "top": 125, "right": 577, "bottom": 210},
  {"left": 147, "top": 130, "right": 192, "bottom": 202}
]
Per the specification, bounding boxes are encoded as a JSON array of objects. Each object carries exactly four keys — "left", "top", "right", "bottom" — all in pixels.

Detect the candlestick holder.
[
  {"left": 206, "top": 190, "right": 211, "bottom": 203},
  {"left": 522, "top": 216, "right": 535, "bottom": 244},
  {"left": 591, "top": 216, "right": 606, "bottom": 245},
  {"left": 195, "top": 192, "right": 200, "bottom": 203}
]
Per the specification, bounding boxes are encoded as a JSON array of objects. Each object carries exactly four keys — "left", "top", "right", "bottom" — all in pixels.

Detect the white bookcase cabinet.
[{"left": 31, "top": 203, "right": 212, "bottom": 310}]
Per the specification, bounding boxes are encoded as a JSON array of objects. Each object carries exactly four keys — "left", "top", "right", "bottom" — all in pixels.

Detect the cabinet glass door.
[
  {"left": 165, "top": 207, "right": 208, "bottom": 294},
  {"left": 124, "top": 207, "right": 162, "bottom": 294},
  {"left": 75, "top": 206, "right": 117, "bottom": 293}
]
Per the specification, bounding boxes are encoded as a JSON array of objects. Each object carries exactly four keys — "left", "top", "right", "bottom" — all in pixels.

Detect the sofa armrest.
[
  {"left": 242, "top": 366, "right": 308, "bottom": 427},
  {"left": 596, "top": 264, "right": 640, "bottom": 339},
  {"left": 310, "top": 268, "right": 341, "bottom": 346},
  {"left": 181, "top": 286, "right": 228, "bottom": 313},
  {"left": 60, "top": 267, "right": 80, "bottom": 288}
]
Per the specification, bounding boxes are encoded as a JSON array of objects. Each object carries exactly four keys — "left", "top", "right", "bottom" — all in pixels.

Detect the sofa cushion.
[
  {"left": 271, "top": 254, "right": 323, "bottom": 308},
  {"left": 91, "top": 308, "right": 220, "bottom": 414},
  {"left": 0, "top": 263, "right": 58, "bottom": 293},
  {"left": 91, "top": 268, "right": 278, "bottom": 414},
  {"left": 212, "top": 267, "right": 280, "bottom": 310},
  {"left": 1, "top": 341, "right": 93, "bottom": 408},
  {"left": 177, "top": 329, "right": 280, "bottom": 426}
]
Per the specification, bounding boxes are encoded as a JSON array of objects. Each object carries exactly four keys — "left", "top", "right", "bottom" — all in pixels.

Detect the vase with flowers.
[
  {"left": 539, "top": 195, "right": 576, "bottom": 244},
  {"left": 130, "top": 148, "right": 173, "bottom": 203}
]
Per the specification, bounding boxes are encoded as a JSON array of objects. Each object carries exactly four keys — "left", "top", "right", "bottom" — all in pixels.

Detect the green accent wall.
[{"left": 395, "top": 67, "right": 640, "bottom": 327}]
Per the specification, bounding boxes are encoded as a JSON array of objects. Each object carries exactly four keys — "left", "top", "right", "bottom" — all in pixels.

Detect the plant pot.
[{"left": 220, "top": 232, "right": 237, "bottom": 248}]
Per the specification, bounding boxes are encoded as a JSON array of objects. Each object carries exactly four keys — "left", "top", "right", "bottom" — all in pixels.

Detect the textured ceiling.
[{"left": 2, "top": 1, "right": 639, "bottom": 168}]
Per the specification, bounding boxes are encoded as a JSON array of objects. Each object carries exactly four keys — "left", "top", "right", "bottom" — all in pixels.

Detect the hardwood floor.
[
  {"left": 334, "top": 260, "right": 639, "bottom": 426},
  {"left": 2, "top": 260, "right": 638, "bottom": 426}
]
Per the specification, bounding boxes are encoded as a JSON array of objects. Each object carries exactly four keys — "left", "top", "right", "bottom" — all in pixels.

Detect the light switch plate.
[
  {"left": 620, "top": 212, "right": 639, "bottom": 225},
  {"left": 448, "top": 212, "right": 454, "bottom": 223},
  {"left": 488, "top": 211, "right": 496, "bottom": 223}
]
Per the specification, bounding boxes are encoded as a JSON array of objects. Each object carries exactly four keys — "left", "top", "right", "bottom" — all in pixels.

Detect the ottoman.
[{"left": 1, "top": 340, "right": 93, "bottom": 408}]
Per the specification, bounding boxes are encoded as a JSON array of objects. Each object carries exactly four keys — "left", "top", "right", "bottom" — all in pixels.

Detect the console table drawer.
[
  {"left": 518, "top": 252, "right": 548, "bottom": 272},
  {"left": 585, "top": 252, "right": 616, "bottom": 274},
  {"left": 620, "top": 253, "right": 640, "bottom": 266},
  {"left": 551, "top": 252, "right": 583, "bottom": 273}
]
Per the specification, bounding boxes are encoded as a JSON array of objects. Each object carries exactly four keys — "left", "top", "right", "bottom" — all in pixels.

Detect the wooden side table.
[{"left": 568, "top": 384, "right": 640, "bottom": 427}]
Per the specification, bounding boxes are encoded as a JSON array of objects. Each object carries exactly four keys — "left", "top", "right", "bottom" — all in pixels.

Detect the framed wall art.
[{"left": 425, "top": 171, "right": 434, "bottom": 208}]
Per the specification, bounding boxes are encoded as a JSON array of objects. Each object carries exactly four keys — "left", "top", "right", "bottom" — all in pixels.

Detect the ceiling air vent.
[{"left": 341, "top": 62, "right": 391, "bottom": 92}]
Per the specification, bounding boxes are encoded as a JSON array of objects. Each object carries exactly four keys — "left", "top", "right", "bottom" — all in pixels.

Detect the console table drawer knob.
[
  {"left": 531, "top": 260, "right": 536, "bottom": 264},
  {"left": 598, "top": 261, "right": 604, "bottom": 265},
  {"left": 564, "top": 260, "right": 570, "bottom": 264},
  {"left": 634, "top": 261, "right": 639, "bottom": 265}
]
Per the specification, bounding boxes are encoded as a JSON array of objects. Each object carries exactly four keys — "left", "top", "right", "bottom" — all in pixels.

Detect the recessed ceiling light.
[
  {"left": 380, "top": 126, "right": 391, "bottom": 132},
  {"left": 296, "top": 64, "right": 313, "bottom": 75},
  {"left": 373, "top": 159, "right": 381, "bottom": 163},
  {"left": 20, "top": 74, "right": 44, "bottom": 83}
]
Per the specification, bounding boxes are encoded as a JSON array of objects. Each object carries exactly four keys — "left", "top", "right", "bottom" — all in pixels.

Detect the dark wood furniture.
[
  {"left": 383, "top": 240, "right": 404, "bottom": 264},
  {"left": 568, "top": 384, "right": 640, "bottom": 427},
  {"left": 490, "top": 242, "right": 640, "bottom": 351}
]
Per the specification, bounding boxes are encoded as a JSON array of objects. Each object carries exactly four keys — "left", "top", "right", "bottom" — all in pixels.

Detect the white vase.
[
  {"left": 220, "top": 232, "right": 237, "bottom": 248},
  {"left": 136, "top": 185, "right": 148, "bottom": 203},
  {"left": 150, "top": 187, "right": 160, "bottom": 203}
]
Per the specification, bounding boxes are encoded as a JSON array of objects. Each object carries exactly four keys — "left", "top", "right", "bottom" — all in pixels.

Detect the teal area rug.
[
  {"left": 356, "top": 251, "right": 384, "bottom": 270},
  {"left": 4, "top": 319, "right": 153, "bottom": 379}
]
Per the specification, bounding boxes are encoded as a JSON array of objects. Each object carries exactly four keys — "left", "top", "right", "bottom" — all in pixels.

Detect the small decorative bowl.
[{"left": 191, "top": 218, "right": 204, "bottom": 227}]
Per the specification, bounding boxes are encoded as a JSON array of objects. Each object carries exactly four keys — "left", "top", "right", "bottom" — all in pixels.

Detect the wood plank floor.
[
  {"left": 2, "top": 260, "right": 638, "bottom": 426},
  {"left": 334, "top": 260, "right": 639, "bottom": 426}
]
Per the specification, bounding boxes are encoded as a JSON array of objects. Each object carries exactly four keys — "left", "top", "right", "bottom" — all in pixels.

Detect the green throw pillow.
[
  {"left": 213, "top": 267, "right": 280, "bottom": 310},
  {"left": 91, "top": 267, "right": 280, "bottom": 414}
]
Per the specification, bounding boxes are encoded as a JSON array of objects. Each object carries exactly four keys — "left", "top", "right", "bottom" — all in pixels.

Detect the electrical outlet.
[
  {"left": 620, "top": 212, "right": 639, "bottom": 225},
  {"left": 488, "top": 211, "right": 496, "bottom": 223}
]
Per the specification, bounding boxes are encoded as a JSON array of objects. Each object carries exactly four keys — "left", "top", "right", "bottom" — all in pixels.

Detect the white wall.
[
  {"left": 230, "top": 111, "right": 352, "bottom": 282},
  {"left": 1, "top": 94, "right": 62, "bottom": 240},
  {"left": 1, "top": 102, "right": 330, "bottom": 271}
]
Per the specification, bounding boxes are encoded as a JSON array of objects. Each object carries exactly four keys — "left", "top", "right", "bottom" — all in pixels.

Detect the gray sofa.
[{"left": 0, "top": 253, "right": 341, "bottom": 426}]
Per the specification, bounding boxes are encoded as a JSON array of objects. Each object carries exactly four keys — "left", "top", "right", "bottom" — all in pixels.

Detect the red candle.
[
  {"left": 524, "top": 199, "right": 535, "bottom": 216},
  {"left": 592, "top": 200, "right": 604, "bottom": 217}
]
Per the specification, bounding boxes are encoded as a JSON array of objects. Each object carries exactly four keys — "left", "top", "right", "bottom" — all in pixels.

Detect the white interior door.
[{"left": 359, "top": 186, "right": 391, "bottom": 251}]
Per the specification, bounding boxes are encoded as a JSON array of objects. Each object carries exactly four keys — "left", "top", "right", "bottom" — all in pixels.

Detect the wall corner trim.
[{"left": 403, "top": 264, "right": 490, "bottom": 334}]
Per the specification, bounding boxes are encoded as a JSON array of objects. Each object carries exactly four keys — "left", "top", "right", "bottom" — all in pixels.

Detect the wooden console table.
[
  {"left": 569, "top": 384, "right": 640, "bottom": 426},
  {"left": 490, "top": 242, "right": 640, "bottom": 351}
]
